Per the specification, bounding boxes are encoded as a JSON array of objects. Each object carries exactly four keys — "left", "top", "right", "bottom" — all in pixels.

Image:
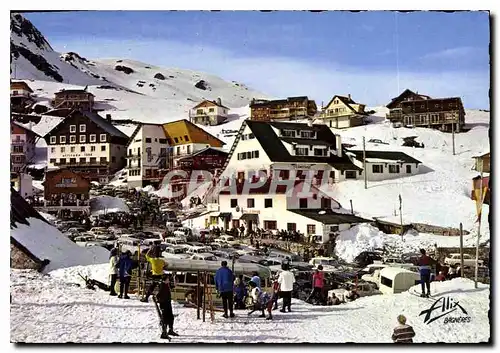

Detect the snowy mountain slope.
[
  {"left": 11, "top": 13, "right": 270, "bottom": 124},
  {"left": 11, "top": 266, "right": 490, "bottom": 343},
  {"left": 317, "top": 107, "right": 490, "bottom": 241}
]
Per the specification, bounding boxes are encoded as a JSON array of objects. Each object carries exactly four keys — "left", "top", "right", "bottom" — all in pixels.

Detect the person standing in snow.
[
  {"left": 417, "top": 249, "right": 437, "bottom": 298},
  {"left": 306, "top": 265, "right": 325, "bottom": 305},
  {"left": 277, "top": 263, "right": 295, "bottom": 313},
  {"left": 141, "top": 246, "right": 167, "bottom": 303},
  {"left": 109, "top": 248, "right": 119, "bottom": 296},
  {"left": 214, "top": 261, "right": 235, "bottom": 318},
  {"left": 157, "top": 274, "right": 178, "bottom": 339},
  {"left": 270, "top": 275, "right": 280, "bottom": 310},
  {"left": 391, "top": 315, "right": 416, "bottom": 343},
  {"left": 234, "top": 274, "right": 247, "bottom": 310},
  {"left": 118, "top": 250, "right": 134, "bottom": 299}
]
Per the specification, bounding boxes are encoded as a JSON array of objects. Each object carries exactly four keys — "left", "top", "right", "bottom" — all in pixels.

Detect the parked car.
[
  {"left": 353, "top": 251, "right": 383, "bottom": 268},
  {"left": 163, "top": 245, "right": 190, "bottom": 259},
  {"left": 186, "top": 246, "right": 213, "bottom": 255},
  {"left": 190, "top": 253, "right": 219, "bottom": 261},
  {"left": 328, "top": 281, "right": 381, "bottom": 302},
  {"left": 444, "top": 253, "right": 483, "bottom": 267}
]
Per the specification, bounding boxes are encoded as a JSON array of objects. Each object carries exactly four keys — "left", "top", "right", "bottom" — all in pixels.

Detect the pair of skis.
[{"left": 152, "top": 296, "right": 172, "bottom": 342}]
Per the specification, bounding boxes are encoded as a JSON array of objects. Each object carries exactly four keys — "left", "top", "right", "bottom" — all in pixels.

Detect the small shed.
[{"left": 379, "top": 267, "right": 420, "bottom": 294}]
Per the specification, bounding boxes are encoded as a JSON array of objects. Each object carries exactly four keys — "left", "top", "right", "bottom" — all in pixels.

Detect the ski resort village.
[{"left": 9, "top": 12, "right": 491, "bottom": 344}]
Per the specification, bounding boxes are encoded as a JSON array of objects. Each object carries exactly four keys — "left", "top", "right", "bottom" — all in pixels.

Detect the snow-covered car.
[
  {"left": 74, "top": 235, "right": 95, "bottom": 244},
  {"left": 190, "top": 253, "right": 218, "bottom": 261},
  {"left": 309, "top": 257, "right": 339, "bottom": 268},
  {"left": 163, "top": 245, "right": 190, "bottom": 259},
  {"left": 444, "top": 253, "right": 483, "bottom": 267},
  {"left": 186, "top": 246, "right": 213, "bottom": 255},
  {"left": 328, "top": 281, "right": 382, "bottom": 302}
]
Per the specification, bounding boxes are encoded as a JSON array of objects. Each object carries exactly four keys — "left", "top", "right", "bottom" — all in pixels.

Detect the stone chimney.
[
  {"left": 216, "top": 97, "right": 222, "bottom": 106},
  {"left": 336, "top": 134, "right": 342, "bottom": 157},
  {"left": 106, "top": 114, "right": 111, "bottom": 122},
  {"left": 348, "top": 94, "right": 351, "bottom": 100}
]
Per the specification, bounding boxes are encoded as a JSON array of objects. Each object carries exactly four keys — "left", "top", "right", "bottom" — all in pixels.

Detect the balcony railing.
[
  {"left": 33, "top": 199, "right": 90, "bottom": 207},
  {"left": 54, "top": 161, "right": 109, "bottom": 167},
  {"left": 11, "top": 140, "right": 26, "bottom": 145}
]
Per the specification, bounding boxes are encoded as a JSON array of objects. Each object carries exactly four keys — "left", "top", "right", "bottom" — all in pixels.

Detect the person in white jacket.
[
  {"left": 109, "top": 248, "right": 119, "bottom": 296},
  {"left": 277, "top": 263, "right": 295, "bottom": 313}
]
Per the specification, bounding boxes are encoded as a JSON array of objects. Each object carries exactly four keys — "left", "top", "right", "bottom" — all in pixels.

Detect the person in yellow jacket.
[{"left": 140, "top": 245, "right": 167, "bottom": 303}]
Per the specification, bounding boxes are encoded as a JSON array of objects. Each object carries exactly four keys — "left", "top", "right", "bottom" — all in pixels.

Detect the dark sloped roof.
[
  {"left": 347, "top": 150, "right": 422, "bottom": 164},
  {"left": 10, "top": 187, "right": 50, "bottom": 229},
  {"left": 250, "top": 96, "right": 311, "bottom": 107},
  {"left": 245, "top": 120, "right": 361, "bottom": 170},
  {"left": 55, "top": 89, "right": 95, "bottom": 96},
  {"left": 80, "top": 111, "right": 129, "bottom": 139},
  {"left": 289, "top": 209, "right": 371, "bottom": 224}
]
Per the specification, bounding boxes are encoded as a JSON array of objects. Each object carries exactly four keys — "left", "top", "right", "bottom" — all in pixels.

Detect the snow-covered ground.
[
  {"left": 89, "top": 195, "right": 130, "bottom": 216},
  {"left": 10, "top": 266, "right": 490, "bottom": 343},
  {"left": 11, "top": 218, "right": 109, "bottom": 273}
]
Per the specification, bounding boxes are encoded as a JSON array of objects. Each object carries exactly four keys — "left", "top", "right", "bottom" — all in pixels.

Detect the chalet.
[
  {"left": 44, "top": 110, "right": 128, "bottom": 183},
  {"left": 346, "top": 149, "right": 422, "bottom": 181},
  {"left": 189, "top": 98, "right": 229, "bottom": 126},
  {"left": 472, "top": 152, "right": 490, "bottom": 173},
  {"left": 188, "top": 180, "right": 369, "bottom": 243},
  {"left": 386, "top": 89, "right": 465, "bottom": 132},
  {"left": 126, "top": 123, "right": 169, "bottom": 188},
  {"left": 11, "top": 121, "right": 40, "bottom": 173},
  {"left": 157, "top": 119, "right": 226, "bottom": 199},
  {"left": 320, "top": 94, "right": 368, "bottom": 128},
  {"left": 35, "top": 168, "right": 91, "bottom": 213},
  {"left": 52, "top": 88, "right": 95, "bottom": 111},
  {"left": 215, "top": 120, "right": 362, "bottom": 188},
  {"left": 11, "top": 80, "right": 35, "bottom": 113},
  {"left": 249, "top": 96, "right": 317, "bottom": 121},
  {"left": 162, "top": 119, "right": 225, "bottom": 168},
  {"left": 177, "top": 147, "right": 228, "bottom": 172}
]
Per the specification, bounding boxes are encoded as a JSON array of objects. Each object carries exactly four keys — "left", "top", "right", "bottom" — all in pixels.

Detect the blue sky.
[{"left": 25, "top": 11, "right": 490, "bottom": 108}]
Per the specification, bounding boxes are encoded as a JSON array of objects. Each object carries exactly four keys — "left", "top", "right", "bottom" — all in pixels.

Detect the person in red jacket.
[{"left": 306, "top": 265, "right": 325, "bottom": 305}]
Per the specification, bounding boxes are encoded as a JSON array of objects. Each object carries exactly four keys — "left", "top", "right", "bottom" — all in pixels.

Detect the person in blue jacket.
[
  {"left": 118, "top": 250, "right": 134, "bottom": 299},
  {"left": 215, "top": 260, "right": 235, "bottom": 318},
  {"left": 234, "top": 274, "right": 247, "bottom": 310}
]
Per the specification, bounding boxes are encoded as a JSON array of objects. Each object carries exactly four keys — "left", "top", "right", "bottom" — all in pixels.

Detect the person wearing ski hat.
[
  {"left": 247, "top": 280, "right": 273, "bottom": 320},
  {"left": 391, "top": 314, "right": 416, "bottom": 343},
  {"left": 157, "top": 274, "right": 178, "bottom": 339}
]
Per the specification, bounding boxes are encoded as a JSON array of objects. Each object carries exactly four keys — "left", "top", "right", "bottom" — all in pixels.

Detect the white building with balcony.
[
  {"left": 126, "top": 123, "right": 170, "bottom": 188},
  {"left": 11, "top": 121, "right": 40, "bottom": 172},
  {"left": 319, "top": 94, "right": 368, "bottom": 129},
  {"left": 189, "top": 98, "right": 229, "bottom": 126}
]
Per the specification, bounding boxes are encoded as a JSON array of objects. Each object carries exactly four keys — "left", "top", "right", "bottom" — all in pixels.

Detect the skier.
[
  {"left": 157, "top": 274, "right": 178, "bottom": 339},
  {"left": 108, "top": 248, "right": 119, "bottom": 296},
  {"left": 141, "top": 246, "right": 167, "bottom": 302},
  {"left": 391, "top": 315, "right": 416, "bottom": 343},
  {"left": 277, "top": 262, "right": 295, "bottom": 313},
  {"left": 215, "top": 261, "right": 235, "bottom": 318},
  {"left": 118, "top": 250, "right": 134, "bottom": 299},
  {"left": 247, "top": 280, "right": 273, "bottom": 320},
  {"left": 417, "top": 249, "right": 436, "bottom": 297},
  {"left": 306, "top": 265, "right": 325, "bottom": 305}
]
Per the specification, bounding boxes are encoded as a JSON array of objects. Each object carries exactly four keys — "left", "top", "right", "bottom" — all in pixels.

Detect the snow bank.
[
  {"left": 11, "top": 218, "right": 109, "bottom": 273},
  {"left": 335, "top": 223, "right": 476, "bottom": 263},
  {"left": 89, "top": 195, "right": 130, "bottom": 216},
  {"left": 11, "top": 266, "right": 490, "bottom": 343},
  {"left": 49, "top": 263, "right": 110, "bottom": 285},
  {"left": 179, "top": 181, "right": 212, "bottom": 208}
]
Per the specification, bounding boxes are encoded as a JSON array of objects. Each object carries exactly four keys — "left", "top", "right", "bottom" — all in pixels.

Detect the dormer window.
[
  {"left": 296, "top": 147, "right": 308, "bottom": 156},
  {"left": 282, "top": 130, "right": 296, "bottom": 137},
  {"left": 300, "top": 130, "right": 315, "bottom": 139}
]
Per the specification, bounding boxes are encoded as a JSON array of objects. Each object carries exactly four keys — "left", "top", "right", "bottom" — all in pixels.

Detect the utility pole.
[
  {"left": 350, "top": 199, "right": 353, "bottom": 214},
  {"left": 452, "top": 119, "right": 456, "bottom": 155},
  {"left": 363, "top": 137, "right": 367, "bottom": 189},
  {"left": 399, "top": 194, "right": 403, "bottom": 239},
  {"left": 475, "top": 160, "right": 484, "bottom": 288},
  {"left": 459, "top": 223, "right": 464, "bottom": 278}
]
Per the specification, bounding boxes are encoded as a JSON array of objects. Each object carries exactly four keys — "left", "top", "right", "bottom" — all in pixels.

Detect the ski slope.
[{"left": 10, "top": 266, "right": 490, "bottom": 343}]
